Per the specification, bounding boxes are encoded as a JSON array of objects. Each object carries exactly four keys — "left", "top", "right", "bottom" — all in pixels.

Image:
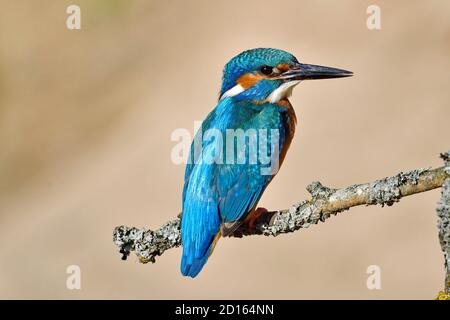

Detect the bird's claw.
[{"left": 248, "top": 207, "right": 269, "bottom": 231}]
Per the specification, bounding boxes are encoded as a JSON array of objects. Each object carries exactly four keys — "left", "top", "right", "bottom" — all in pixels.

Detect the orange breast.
[{"left": 278, "top": 99, "right": 297, "bottom": 167}]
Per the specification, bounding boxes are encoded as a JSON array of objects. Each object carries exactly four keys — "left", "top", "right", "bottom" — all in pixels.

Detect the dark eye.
[{"left": 260, "top": 65, "right": 273, "bottom": 75}]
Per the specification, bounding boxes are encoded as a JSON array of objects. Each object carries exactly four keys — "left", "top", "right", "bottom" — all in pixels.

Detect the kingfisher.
[{"left": 180, "top": 48, "right": 352, "bottom": 277}]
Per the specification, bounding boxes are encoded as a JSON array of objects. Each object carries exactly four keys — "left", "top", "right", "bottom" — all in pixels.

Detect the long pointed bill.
[{"left": 281, "top": 63, "right": 353, "bottom": 81}]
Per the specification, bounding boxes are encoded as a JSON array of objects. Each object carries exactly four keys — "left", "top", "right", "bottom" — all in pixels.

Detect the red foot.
[{"left": 248, "top": 207, "right": 269, "bottom": 231}]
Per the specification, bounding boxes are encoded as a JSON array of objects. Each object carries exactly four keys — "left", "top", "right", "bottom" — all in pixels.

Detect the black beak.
[{"left": 281, "top": 63, "right": 353, "bottom": 81}]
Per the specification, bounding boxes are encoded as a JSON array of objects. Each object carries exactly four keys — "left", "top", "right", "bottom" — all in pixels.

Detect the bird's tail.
[{"left": 181, "top": 231, "right": 221, "bottom": 278}]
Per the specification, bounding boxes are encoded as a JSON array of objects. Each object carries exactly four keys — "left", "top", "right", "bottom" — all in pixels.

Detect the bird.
[{"left": 180, "top": 48, "right": 352, "bottom": 277}]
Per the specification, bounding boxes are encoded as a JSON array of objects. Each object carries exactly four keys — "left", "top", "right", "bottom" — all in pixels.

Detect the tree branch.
[
  {"left": 436, "top": 152, "right": 450, "bottom": 299},
  {"left": 113, "top": 153, "right": 449, "bottom": 270}
]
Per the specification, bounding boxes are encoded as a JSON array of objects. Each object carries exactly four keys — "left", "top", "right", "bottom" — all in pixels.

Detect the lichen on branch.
[
  {"left": 436, "top": 152, "right": 450, "bottom": 296},
  {"left": 113, "top": 154, "right": 449, "bottom": 267}
]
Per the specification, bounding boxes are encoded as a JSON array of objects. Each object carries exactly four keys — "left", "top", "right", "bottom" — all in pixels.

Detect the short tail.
[{"left": 181, "top": 231, "right": 221, "bottom": 278}]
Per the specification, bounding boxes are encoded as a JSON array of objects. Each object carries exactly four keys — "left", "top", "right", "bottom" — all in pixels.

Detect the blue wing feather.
[{"left": 181, "top": 98, "right": 291, "bottom": 277}]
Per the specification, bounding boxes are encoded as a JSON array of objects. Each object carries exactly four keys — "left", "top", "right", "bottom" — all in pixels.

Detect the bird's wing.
[
  {"left": 182, "top": 109, "right": 216, "bottom": 204},
  {"left": 217, "top": 161, "right": 272, "bottom": 236},
  {"left": 216, "top": 102, "right": 290, "bottom": 236},
  {"left": 181, "top": 99, "right": 289, "bottom": 275},
  {"left": 181, "top": 158, "right": 220, "bottom": 277},
  {"left": 181, "top": 107, "right": 224, "bottom": 277}
]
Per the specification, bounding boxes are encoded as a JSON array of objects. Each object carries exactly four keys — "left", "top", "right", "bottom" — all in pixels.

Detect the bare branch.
[
  {"left": 436, "top": 152, "right": 450, "bottom": 299},
  {"left": 113, "top": 157, "right": 449, "bottom": 266}
]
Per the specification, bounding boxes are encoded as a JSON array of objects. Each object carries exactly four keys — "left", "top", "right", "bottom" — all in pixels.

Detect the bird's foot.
[{"left": 248, "top": 207, "right": 269, "bottom": 231}]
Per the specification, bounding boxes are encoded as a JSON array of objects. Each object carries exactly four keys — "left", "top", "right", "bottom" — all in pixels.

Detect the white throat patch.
[
  {"left": 219, "top": 84, "right": 244, "bottom": 101},
  {"left": 219, "top": 80, "right": 301, "bottom": 103},
  {"left": 266, "top": 80, "right": 301, "bottom": 103}
]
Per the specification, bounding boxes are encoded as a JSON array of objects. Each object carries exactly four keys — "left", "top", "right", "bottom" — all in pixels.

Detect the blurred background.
[{"left": 0, "top": 0, "right": 449, "bottom": 299}]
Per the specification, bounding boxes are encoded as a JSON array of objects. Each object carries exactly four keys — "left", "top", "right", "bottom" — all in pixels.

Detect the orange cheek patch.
[
  {"left": 276, "top": 63, "right": 290, "bottom": 72},
  {"left": 237, "top": 73, "right": 264, "bottom": 89}
]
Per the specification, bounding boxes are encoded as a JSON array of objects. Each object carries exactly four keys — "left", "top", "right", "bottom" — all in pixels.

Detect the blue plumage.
[
  {"left": 180, "top": 48, "right": 352, "bottom": 277},
  {"left": 181, "top": 98, "right": 293, "bottom": 277},
  {"left": 220, "top": 48, "right": 297, "bottom": 95}
]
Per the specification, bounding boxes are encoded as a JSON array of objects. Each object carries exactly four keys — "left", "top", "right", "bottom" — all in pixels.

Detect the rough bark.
[
  {"left": 113, "top": 154, "right": 449, "bottom": 275},
  {"left": 436, "top": 152, "right": 450, "bottom": 299}
]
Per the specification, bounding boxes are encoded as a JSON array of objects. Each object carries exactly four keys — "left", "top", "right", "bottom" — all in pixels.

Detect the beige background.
[{"left": 0, "top": 0, "right": 449, "bottom": 299}]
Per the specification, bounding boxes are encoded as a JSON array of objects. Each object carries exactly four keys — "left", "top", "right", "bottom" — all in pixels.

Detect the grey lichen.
[
  {"left": 263, "top": 202, "right": 317, "bottom": 235},
  {"left": 261, "top": 183, "right": 344, "bottom": 236},
  {"left": 367, "top": 168, "right": 429, "bottom": 207},
  {"left": 260, "top": 168, "right": 433, "bottom": 237},
  {"left": 113, "top": 219, "right": 181, "bottom": 264},
  {"left": 307, "top": 181, "right": 336, "bottom": 199},
  {"left": 437, "top": 151, "right": 450, "bottom": 294},
  {"left": 113, "top": 154, "right": 449, "bottom": 272}
]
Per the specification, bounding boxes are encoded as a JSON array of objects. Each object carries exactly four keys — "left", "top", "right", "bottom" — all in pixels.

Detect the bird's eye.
[{"left": 260, "top": 65, "right": 273, "bottom": 75}]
